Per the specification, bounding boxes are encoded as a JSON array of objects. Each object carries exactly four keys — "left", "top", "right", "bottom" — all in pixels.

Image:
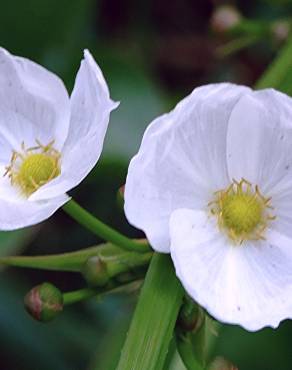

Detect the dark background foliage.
[{"left": 0, "top": 1, "right": 292, "bottom": 369}]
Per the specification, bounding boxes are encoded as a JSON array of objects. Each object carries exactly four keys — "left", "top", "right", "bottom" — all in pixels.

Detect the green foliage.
[{"left": 116, "top": 253, "right": 184, "bottom": 370}]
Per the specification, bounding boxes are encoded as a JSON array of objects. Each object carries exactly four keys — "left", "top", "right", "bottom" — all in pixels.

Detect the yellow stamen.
[
  {"left": 209, "top": 178, "right": 275, "bottom": 244},
  {"left": 5, "top": 140, "right": 61, "bottom": 197}
]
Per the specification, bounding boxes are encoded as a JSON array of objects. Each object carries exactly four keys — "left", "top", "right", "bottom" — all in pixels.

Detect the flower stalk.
[
  {"left": 63, "top": 199, "right": 150, "bottom": 253},
  {"left": 63, "top": 279, "right": 143, "bottom": 306},
  {"left": 176, "top": 333, "right": 205, "bottom": 370},
  {"left": 176, "top": 304, "right": 220, "bottom": 370},
  {"left": 176, "top": 297, "right": 206, "bottom": 370},
  {"left": 0, "top": 243, "right": 152, "bottom": 275}
]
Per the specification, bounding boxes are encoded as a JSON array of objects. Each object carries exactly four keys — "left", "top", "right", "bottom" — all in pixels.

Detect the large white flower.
[
  {"left": 0, "top": 47, "right": 118, "bottom": 229},
  {"left": 124, "top": 83, "right": 292, "bottom": 331}
]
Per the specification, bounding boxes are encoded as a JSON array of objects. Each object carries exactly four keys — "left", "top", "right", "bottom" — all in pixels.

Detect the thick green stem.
[
  {"left": 0, "top": 243, "right": 152, "bottom": 273},
  {"left": 0, "top": 245, "right": 101, "bottom": 271},
  {"left": 116, "top": 253, "right": 184, "bottom": 370},
  {"left": 255, "top": 36, "right": 292, "bottom": 91},
  {"left": 63, "top": 199, "right": 150, "bottom": 253}
]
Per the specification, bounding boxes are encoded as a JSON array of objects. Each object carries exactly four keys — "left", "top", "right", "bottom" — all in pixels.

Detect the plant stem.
[
  {"left": 0, "top": 245, "right": 101, "bottom": 271},
  {"left": 63, "top": 280, "right": 143, "bottom": 306},
  {"left": 176, "top": 334, "right": 205, "bottom": 370},
  {"left": 0, "top": 243, "right": 152, "bottom": 273},
  {"left": 63, "top": 199, "right": 150, "bottom": 253},
  {"left": 176, "top": 314, "right": 220, "bottom": 370},
  {"left": 116, "top": 253, "right": 184, "bottom": 370},
  {"left": 63, "top": 288, "right": 97, "bottom": 305},
  {"left": 255, "top": 36, "right": 292, "bottom": 91},
  {"left": 216, "top": 35, "right": 260, "bottom": 58}
]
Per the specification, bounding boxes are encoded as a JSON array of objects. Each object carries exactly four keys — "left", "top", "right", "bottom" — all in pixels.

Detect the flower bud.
[
  {"left": 177, "top": 297, "right": 204, "bottom": 332},
  {"left": 24, "top": 282, "right": 63, "bottom": 322},
  {"left": 210, "top": 5, "right": 242, "bottom": 34},
  {"left": 82, "top": 256, "right": 109, "bottom": 287},
  {"left": 208, "top": 357, "right": 238, "bottom": 370}
]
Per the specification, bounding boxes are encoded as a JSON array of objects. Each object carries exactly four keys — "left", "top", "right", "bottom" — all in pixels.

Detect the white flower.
[
  {"left": 124, "top": 83, "right": 292, "bottom": 331},
  {"left": 0, "top": 47, "right": 118, "bottom": 229}
]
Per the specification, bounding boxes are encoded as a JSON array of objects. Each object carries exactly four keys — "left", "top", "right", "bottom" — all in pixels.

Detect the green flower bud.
[
  {"left": 208, "top": 357, "right": 238, "bottom": 370},
  {"left": 177, "top": 296, "right": 204, "bottom": 332},
  {"left": 24, "top": 282, "right": 63, "bottom": 322},
  {"left": 82, "top": 256, "right": 109, "bottom": 287}
]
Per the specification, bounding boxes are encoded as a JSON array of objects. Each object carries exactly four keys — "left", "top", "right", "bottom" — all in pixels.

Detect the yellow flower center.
[
  {"left": 209, "top": 179, "right": 275, "bottom": 244},
  {"left": 4, "top": 140, "right": 61, "bottom": 196}
]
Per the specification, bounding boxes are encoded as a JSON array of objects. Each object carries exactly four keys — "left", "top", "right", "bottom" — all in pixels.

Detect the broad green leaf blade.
[{"left": 116, "top": 253, "right": 184, "bottom": 370}]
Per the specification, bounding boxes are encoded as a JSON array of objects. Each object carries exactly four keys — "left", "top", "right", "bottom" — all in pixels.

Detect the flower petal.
[
  {"left": 227, "top": 88, "right": 292, "bottom": 193},
  {"left": 0, "top": 194, "right": 69, "bottom": 230},
  {"left": 0, "top": 165, "right": 23, "bottom": 202},
  {"left": 124, "top": 83, "right": 251, "bottom": 252},
  {"left": 0, "top": 47, "right": 70, "bottom": 162},
  {"left": 29, "top": 50, "right": 118, "bottom": 201},
  {"left": 170, "top": 208, "right": 292, "bottom": 331},
  {"left": 269, "top": 191, "right": 292, "bottom": 240}
]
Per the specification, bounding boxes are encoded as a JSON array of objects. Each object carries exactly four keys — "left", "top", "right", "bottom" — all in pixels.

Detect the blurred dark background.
[{"left": 1, "top": 0, "right": 292, "bottom": 369}]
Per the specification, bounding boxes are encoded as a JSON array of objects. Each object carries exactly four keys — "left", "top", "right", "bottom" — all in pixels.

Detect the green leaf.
[
  {"left": 255, "top": 36, "right": 292, "bottom": 93},
  {"left": 116, "top": 253, "right": 184, "bottom": 370}
]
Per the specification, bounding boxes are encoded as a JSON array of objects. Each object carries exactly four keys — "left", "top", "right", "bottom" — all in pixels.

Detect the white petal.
[
  {"left": 29, "top": 50, "right": 118, "bottom": 201},
  {"left": 170, "top": 209, "right": 292, "bottom": 331},
  {"left": 0, "top": 194, "right": 69, "bottom": 230},
  {"left": 227, "top": 89, "right": 292, "bottom": 193},
  {"left": 124, "top": 83, "right": 251, "bottom": 252},
  {"left": 0, "top": 165, "right": 23, "bottom": 202},
  {"left": 269, "top": 191, "right": 292, "bottom": 240},
  {"left": 0, "top": 47, "right": 70, "bottom": 163}
]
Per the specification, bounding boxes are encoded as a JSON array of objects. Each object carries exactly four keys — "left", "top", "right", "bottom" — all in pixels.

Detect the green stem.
[
  {"left": 63, "top": 280, "right": 143, "bottom": 306},
  {"left": 0, "top": 245, "right": 101, "bottom": 271},
  {"left": 229, "top": 19, "right": 269, "bottom": 37},
  {"left": 116, "top": 253, "right": 184, "bottom": 370},
  {"left": 63, "top": 288, "right": 97, "bottom": 305},
  {"left": 176, "top": 315, "right": 220, "bottom": 370},
  {"left": 204, "top": 319, "right": 222, "bottom": 363},
  {"left": 0, "top": 243, "right": 152, "bottom": 273},
  {"left": 63, "top": 199, "right": 150, "bottom": 253},
  {"left": 176, "top": 334, "right": 205, "bottom": 370},
  {"left": 216, "top": 35, "right": 260, "bottom": 58},
  {"left": 176, "top": 298, "right": 206, "bottom": 369},
  {"left": 255, "top": 35, "right": 292, "bottom": 90}
]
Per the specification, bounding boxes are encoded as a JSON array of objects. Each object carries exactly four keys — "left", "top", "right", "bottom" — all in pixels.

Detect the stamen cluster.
[
  {"left": 209, "top": 179, "right": 275, "bottom": 244},
  {"left": 4, "top": 140, "right": 61, "bottom": 197}
]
